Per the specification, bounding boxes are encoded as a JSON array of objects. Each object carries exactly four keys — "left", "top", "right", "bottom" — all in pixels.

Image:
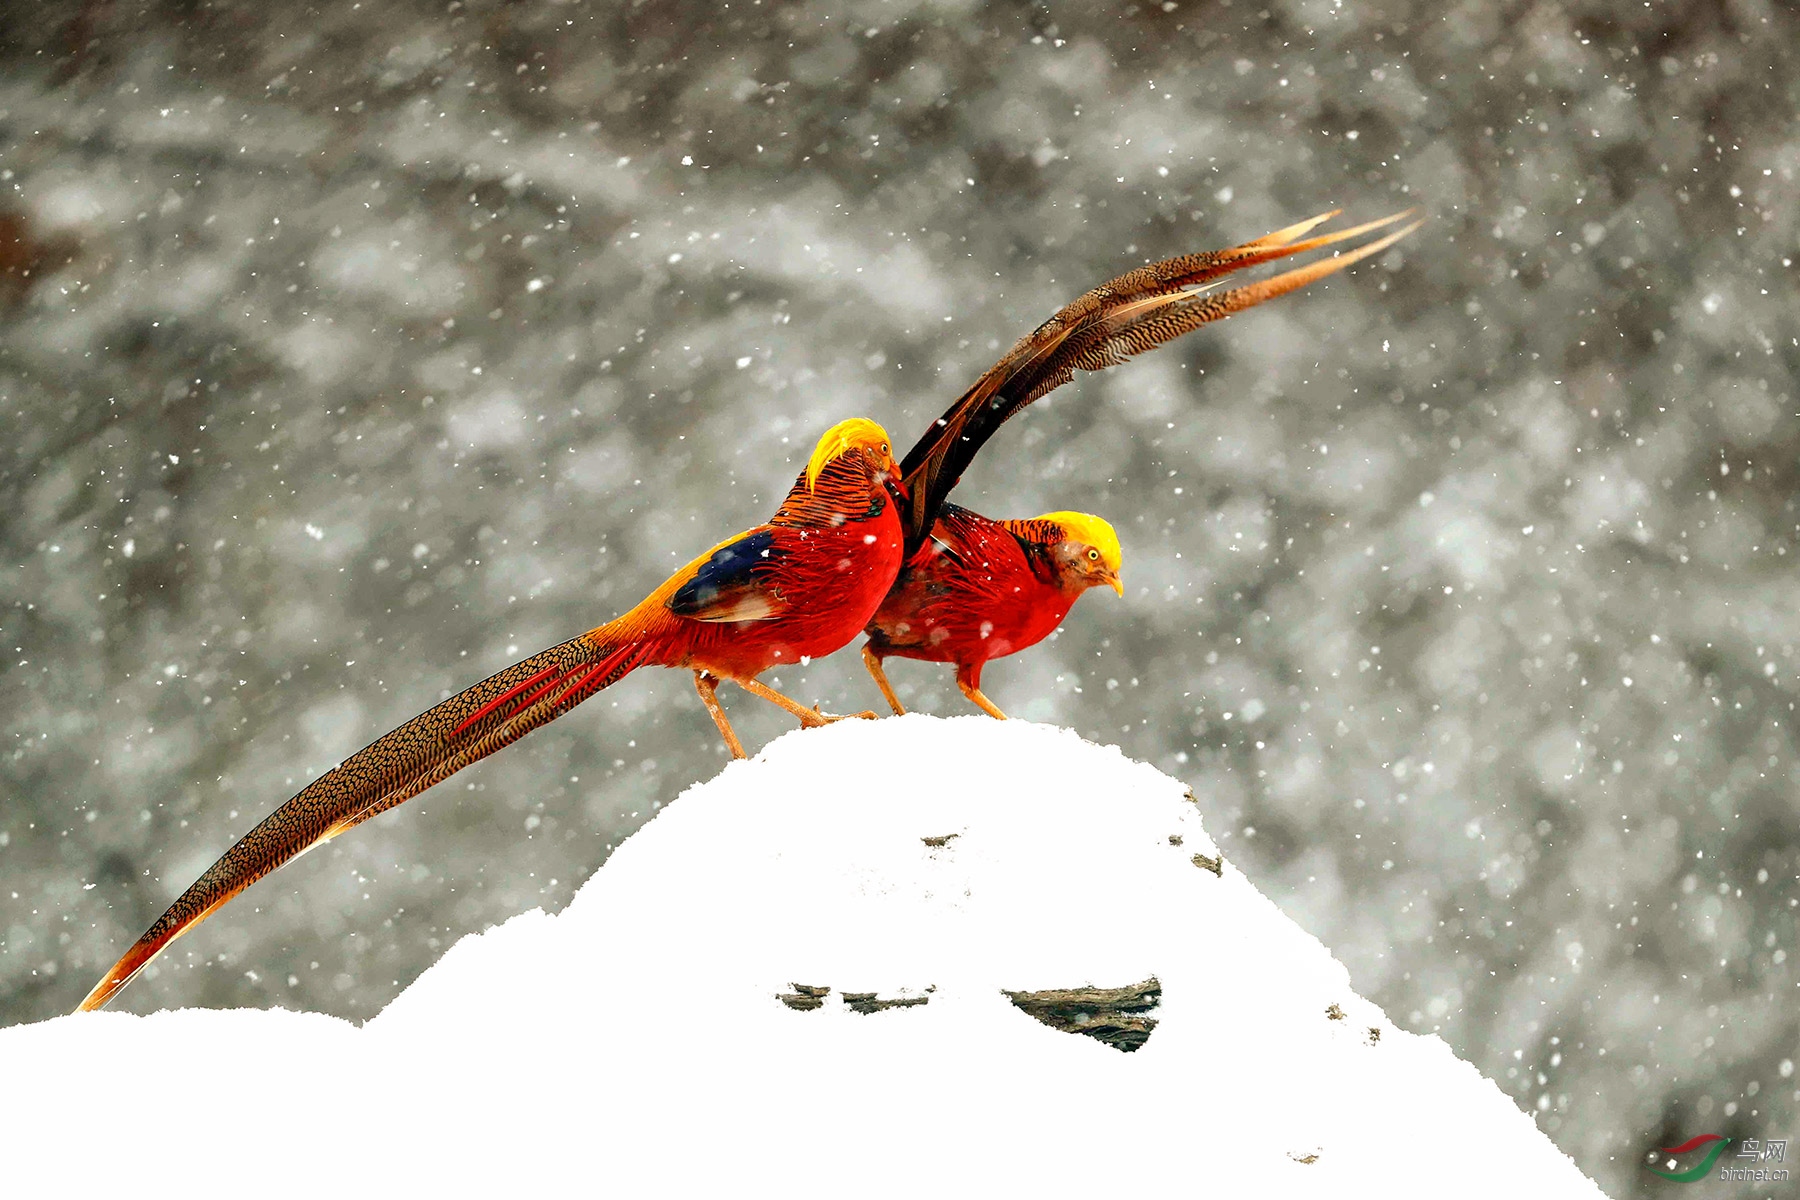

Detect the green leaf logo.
[{"left": 1649, "top": 1134, "right": 1731, "bottom": 1182}]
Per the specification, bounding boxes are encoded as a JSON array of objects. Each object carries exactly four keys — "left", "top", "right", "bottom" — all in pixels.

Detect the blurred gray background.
[{"left": 2, "top": 1, "right": 1795, "bottom": 1193}]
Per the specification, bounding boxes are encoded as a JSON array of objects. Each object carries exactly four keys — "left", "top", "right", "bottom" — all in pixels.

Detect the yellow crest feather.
[
  {"left": 804, "top": 417, "right": 891, "bottom": 491},
  {"left": 1036, "top": 511, "right": 1123, "bottom": 574}
]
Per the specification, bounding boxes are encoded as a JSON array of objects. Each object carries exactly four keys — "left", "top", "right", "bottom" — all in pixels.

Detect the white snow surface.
[{"left": 5, "top": 717, "right": 1600, "bottom": 1197}]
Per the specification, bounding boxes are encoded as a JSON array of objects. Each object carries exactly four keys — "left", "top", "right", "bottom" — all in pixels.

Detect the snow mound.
[{"left": 4, "top": 716, "right": 1600, "bottom": 1198}]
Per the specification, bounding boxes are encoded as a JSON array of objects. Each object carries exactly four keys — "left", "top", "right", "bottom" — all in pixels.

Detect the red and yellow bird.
[
  {"left": 866, "top": 207, "right": 1419, "bottom": 717},
  {"left": 863, "top": 505, "right": 1120, "bottom": 719},
  {"left": 77, "top": 418, "right": 904, "bottom": 1012},
  {"left": 77, "top": 208, "right": 1416, "bottom": 1012}
]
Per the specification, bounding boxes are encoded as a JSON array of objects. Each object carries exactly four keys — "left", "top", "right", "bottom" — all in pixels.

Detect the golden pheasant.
[
  {"left": 78, "top": 418, "right": 903, "bottom": 1012},
  {"left": 78, "top": 210, "right": 1415, "bottom": 1012},
  {"left": 863, "top": 505, "right": 1121, "bottom": 718},
  {"left": 865, "top": 208, "right": 1419, "bottom": 717}
]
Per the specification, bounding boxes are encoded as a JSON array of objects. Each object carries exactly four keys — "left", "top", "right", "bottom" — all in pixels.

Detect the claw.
[{"left": 805, "top": 703, "right": 880, "bottom": 727}]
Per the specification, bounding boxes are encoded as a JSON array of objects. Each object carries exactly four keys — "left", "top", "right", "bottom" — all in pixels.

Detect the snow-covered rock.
[{"left": 3, "top": 717, "right": 1600, "bottom": 1197}]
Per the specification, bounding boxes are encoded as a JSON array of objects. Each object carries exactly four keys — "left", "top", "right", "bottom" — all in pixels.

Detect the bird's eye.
[
  {"left": 1087, "top": 548, "right": 1101, "bottom": 561},
  {"left": 880, "top": 443, "right": 889, "bottom": 455}
]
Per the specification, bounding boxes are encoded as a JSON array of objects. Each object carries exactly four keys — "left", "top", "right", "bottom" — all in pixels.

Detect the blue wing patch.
[{"left": 667, "top": 529, "right": 786, "bottom": 621}]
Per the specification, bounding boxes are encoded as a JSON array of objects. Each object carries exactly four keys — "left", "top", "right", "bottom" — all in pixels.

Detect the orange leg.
[
  {"left": 861, "top": 646, "right": 907, "bottom": 716},
  {"left": 736, "top": 676, "right": 877, "bottom": 727},
  {"left": 954, "top": 663, "right": 1007, "bottom": 720},
  {"left": 693, "top": 671, "right": 747, "bottom": 759}
]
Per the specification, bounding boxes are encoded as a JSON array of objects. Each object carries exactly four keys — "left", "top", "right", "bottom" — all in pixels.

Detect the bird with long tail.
[
  {"left": 77, "top": 418, "right": 905, "bottom": 1012},
  {"left": 78, "top": 208, "right": 1415, "bottom": 1013},
  {"left": 863, "top": 207, "right": 1420, "bottom": 717}
]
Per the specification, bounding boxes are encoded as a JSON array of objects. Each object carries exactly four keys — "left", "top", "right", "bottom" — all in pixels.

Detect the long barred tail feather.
[
  {"left": 1007, "top": 218, "right": 1424, "bottom": 409},
  {"left": 897, "top": 209, "right": 1421, "bottom": 551},
  {"left": 76, "top": 634, "right": 646, "bottom": 1013}
]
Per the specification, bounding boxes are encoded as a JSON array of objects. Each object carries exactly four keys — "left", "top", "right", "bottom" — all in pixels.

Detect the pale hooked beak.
[
  {"left": 1105, "top": 571, "right": 1123, "bottom": 597},
  {"left": 880, "top": 460, "right": 908, "bottom": 504}
]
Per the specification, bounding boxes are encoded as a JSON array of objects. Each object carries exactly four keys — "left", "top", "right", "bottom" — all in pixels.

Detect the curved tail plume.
[
  {"left": 77, "top": 634, "right": 646, "bottom": 1012},
  {"left": 897, "top": 209, "right": 1421, "bottom": 551}
]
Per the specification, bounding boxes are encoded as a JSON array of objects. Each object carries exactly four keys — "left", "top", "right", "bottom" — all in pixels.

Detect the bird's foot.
[{"left": 801, "top": 704, "right": 880, "bottom": 728}]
